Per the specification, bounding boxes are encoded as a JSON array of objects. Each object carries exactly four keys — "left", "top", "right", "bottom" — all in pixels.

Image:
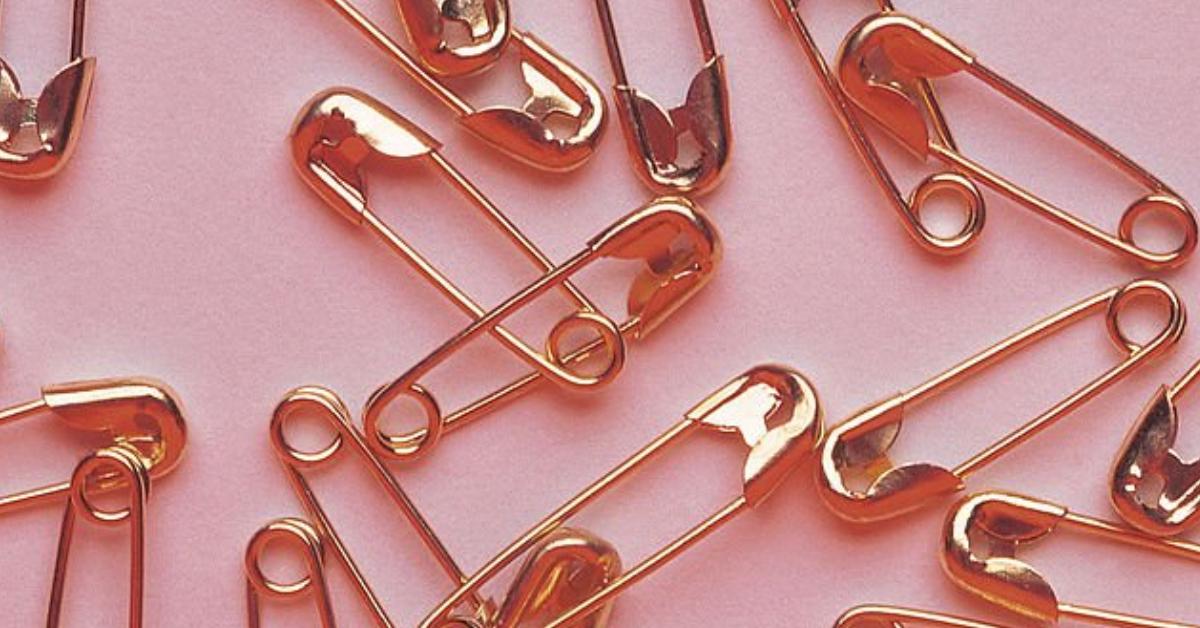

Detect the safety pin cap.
[
  {"left": 494, "top": 527, "right": 622, "bottom": 628},
  {"left": 686, "top": 364, "right": 823, "bottom": 507},
  {"left": 0, "top": 56, "right": 96, "bottom": 180},
  {"left": 290, "top": 88, "right": 441, "bottom": 224},
  {"left": 41, "top": 377, "right": 188, "bottom": 480},
  {"left": 396, "top": 0, "right": 512, "bottom": 77}
]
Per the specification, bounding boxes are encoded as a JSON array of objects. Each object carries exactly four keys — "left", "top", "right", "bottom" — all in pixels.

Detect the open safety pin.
[
  {"left": 291, "top": 88, "right": 722, "bottom": 460},
  {"left": 835, "top": 604, "right": 1012, "bottom": 628},
  {"left": 817, "top": 279, "right": 1185, "bottom": 523},
  {"left": 393, "top": 0, "right": 510, "bottom": 77},
  {"left": 768, "top": 0, "right": 983, "bottom": 254},
  {"left": 593, "top": 0, "right": 732, "bottom": 196},
  {"left": 836, "top": 12, "right": 1198, "bottom": 268},
  {"left": 311, "top": 0, "right": 605, "bottom": 172},
  {"left": 419, "top": 365, "right": 824, "bottom": 627},
  {"left": 1111, "top": 355, "right": 1200, "bottom": 537},
  {"left": 943, "top": 491, "right": 1200, "bottom": 627},
  {"left": 0, "top": 0, "right": 96, "bottom": 179}
]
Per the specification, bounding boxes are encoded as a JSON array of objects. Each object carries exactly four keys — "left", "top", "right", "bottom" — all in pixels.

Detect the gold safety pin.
[
  {"left": 1111, "top": 355, "right": 1200, "bottom": 536},
  {"left": 291, "top": 88, "right": 722, "bottom": 460},
  {"left": 312, "top": 0, "right": 605, "bottom": 172},
  {"left": 46, "top": 444, "right": 151, "bottom": 628},
  {"left": 835, "top": 604, "right": 1011, "bottom": 628},
  {"left": 836, "top": 12, "right": 1198, "bottom": 269},
  {"left": 0, "top": 0, "right": 96, "bottom": 180},
  {"left": 943, "top": 491, "right": 1200, "bottom": 627},
  {"left": 419, "top": 365, "right": 824, "bottom": 628},
  {"left": 245, "top": 517, "right": 338, "bottom": 628},
  {"left": 593, "top": 0, "right": 732, "bottom": 196},
  {"left": 768, "top": 0, "right": 983, "bottom": 254},
  {"left": 0, "top": 377, "right": 188, "bottom": 515},
  {"left": 393, "top": 0, "right": 510, "bottom": 77},
  {"left": 816, "top": 279, "right": 1185, "bottom": 523}
]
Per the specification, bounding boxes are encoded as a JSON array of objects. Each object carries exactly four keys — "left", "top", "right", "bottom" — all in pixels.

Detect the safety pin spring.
[
  {"left": 0, "top": 378, "right": 188, "bottom": 516},
  {"left": 418, "top": 365, "right": 824, "bottom": 628},
  {"left": 836, "top": 12, "right": 1199, "bottom": 268},
  {"left": 943, "top": 491, "right": 1200, "bottom": 626},
  {"left": 393, "top": 0, "right": 511, "bottom": 77},
  {"left": 0, "top": 0, "right": 97, "bottom": 179},
  {"left": 1111, "top": 355, "right": 1200, "bottom": 536},
  {"left": 311, "top": 0, "right": 606, "bottom": 172},
  {"left": 768, "top": 0, "right": 984, "bottom": 254},
  {"left": 817, "top": 279, "right": 1186, "bottom": 523},
  {"left": 45, "top": 444, "right": 151, "bottom": 628},
  {"left": 593, "top": 0, "right": 732, "bottom": 196},
  {"left": 291, "top": 89, "right": 722, "bottom": 461},
  {"left": 245, "top": 517, "right": 338, "bottom": 628},
  {"left": 835, "top": 604, "right": 1011, "bottom": 628}
]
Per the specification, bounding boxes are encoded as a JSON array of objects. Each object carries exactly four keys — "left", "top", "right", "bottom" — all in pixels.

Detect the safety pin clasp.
[
  {"left": 0, "top": 0, "right": 96, "bottom": 180},
  {"left": 395, "top": 0, "right": 511, "bottom": 77}
]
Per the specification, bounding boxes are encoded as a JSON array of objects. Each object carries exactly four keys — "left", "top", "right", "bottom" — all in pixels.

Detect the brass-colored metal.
[
  {"left": 245, "top": 518, "right": 337, "bottom": 628},
  {"left": 394, "top": 0, "right": 510, "bottom": 77},
  {"left": 835, "top": 604, "right": 1011, "bottom": 628},
  {"left": 46, "top": 444, "right": 151, "bottom": 628},
  {"left": 291, "top": 88, "right": 722, "bottom": 460},
  {"left": 836, "top": 12, "right": 1198, "bottom": 268},
  {"left": 943, "top": 491, "right": 1200, "bottom": 626},
  {"left": 313, "top": 0, "right": 605, "bottom": 172},
  {"left": 1111, "top": 356, "right": 1200, "bottom": 536},
  {"left": 0, "top": 377, "right": 188, "bottom": 515},
  {"left": 594, "top": 0, "right": 731, "bottom": 196},
  {"left": 768, "top": 0, "right": 984, "bottom": 254},
  {"left": 0, "top": 0, "right": 96, "bottom": 179},
  {"left": 419, "top": 365, "right": 824, "bottom": 627},
  {"left": 817, "top": 279, "right": 1185, "bottom": 523}
]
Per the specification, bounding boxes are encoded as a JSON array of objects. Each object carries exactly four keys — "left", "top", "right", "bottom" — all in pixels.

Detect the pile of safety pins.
[{"left": 5, "top": 0, "right": 1199, "bottom": 626}]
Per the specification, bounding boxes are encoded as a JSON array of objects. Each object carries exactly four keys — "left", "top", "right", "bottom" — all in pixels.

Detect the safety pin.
[
  {"left": 0, "top": 0, "right": 96, "bottom": 179},
  {"left": 836, "top": 604, "right": 1011, "bottom": 628},
  {"left": 394, "top": 0, "right": 510, "bottom": 77},
  {"left": 768, "top": 0, "right": 983, "bottom": 254},
  {"left": 291, "top": 88, "right": 721, "bottom": 460},
  {"left": 45, "top": 444, "right": 151, "bottom": 628},
  {"left": 0, "top": 377, "right": 188, "bottom": 516},
  {"left": 312, "top": 0, "right": 605, "bottom": 172},
  {"left": 593, "top": 0, "right": 731, "bottom": 196},
  {"left": 816, "top": 279, "right": 1185, "bottom": 523},
  {"left": 245, "top": 517, "right": 337, "bottom": 628},
  {"left": 419, "top": 365, "right": 824, "bottom": 628},
  {"left": 943, "top": 491, "right": 1200, "bottom": 626},
  {"left": 1111, "top": 356, "right": 1200, "bottom": 536},
  {"left": 836, "top": 12, "right": 1198, "bottom": 269}
]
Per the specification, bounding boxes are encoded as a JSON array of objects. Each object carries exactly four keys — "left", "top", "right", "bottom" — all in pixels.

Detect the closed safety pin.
[
  {"left": 312, "top": 0, "right": 605, "bottom": 172},
  {"left": 0, "top": 377, "right": 188, "bottom": 515},
  {"left": 394, "top": 0, "right": 510, "bottom": 77},
  {"left": 0, "top": 0, "right": 96, "bottom": 180},
  {"left": 837, "top": 12, "right": 1198, "bottom": 269},
  {"left": 291, "top": 88, "right": 722, "bottom": 460},
  {"left": 817, "top": 279, "right": 1185, "bottom": 523},
  {"left": 1111, "top": 355, "right": 1200, "bottom": 536},
  {"left": 768, "top": 0, "right": 983, "bottom": 254},
  {"left": 943, "top": 491, "right": 1200, "bottom": 626},
  {"left": 419, "top": 365, "right": 824, "bottom": 628},
  {"left": 593, "top": 0, "right": 731, "bottom": 196},
  {"left": 45, "top": 444, "right": 151, "bottom": 628},
  {"left": 245, "top": 517, "right": 337, "bottom": 628},
  {"left": 836, "top": 604, "right": 1011, "bottom": 628}
]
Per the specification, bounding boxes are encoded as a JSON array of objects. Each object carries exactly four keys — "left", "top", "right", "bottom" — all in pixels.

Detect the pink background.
[{"left": 2, "top": 1, "right": 1199, "bottom": 625}]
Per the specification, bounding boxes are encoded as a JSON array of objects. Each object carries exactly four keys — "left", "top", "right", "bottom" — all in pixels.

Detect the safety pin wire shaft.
[
  {"left": 595, "top": 0, "right": 719, "bottom": 86},
  {"left": 71, "top": 0, "right": 87, "bottom": 59},
  {"left": 0, "top": 399, "right": 66, "bottom": 515}
]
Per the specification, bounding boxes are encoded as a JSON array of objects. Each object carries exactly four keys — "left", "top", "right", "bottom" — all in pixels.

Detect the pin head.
[{"left": 395, "top": 0, "right": 512, "bottom": 77}]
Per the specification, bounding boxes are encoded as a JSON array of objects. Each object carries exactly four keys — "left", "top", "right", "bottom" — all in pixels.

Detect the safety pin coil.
[
  {"left": 942, "top": 491, "right": 1200, "bottom": 626},
  {"left": 394, "top": 0, "right": 511, "bottom": 77},
  {"left": 245, "top": 517, "right": 337, "bottom": 628},
  {"left": 0, "top": 0, "right": 96, "bottom": 180},
  {"left": 1111, "top": 357, "right": 1200, "bottom": 536},
  {"left": 835, "top": 604, "right": 1011, "bottom": 628},
  {"left": 419, "top": 364, "right": 824, "bottom": 627},
  {"left": 0, "top": 377, "right": 188, "bottom": 515},
  {"left": 316, "top": 0, "right": 605, "bottom": 172},
  {"left": 816, "top": 279, "right": 1185, "bottom": 523},
  {"left": 594, "top": 0, "right": 732, "bottom": 196},
  {"left": 836, "top": 12, "right": 1198, "bottom": 268}
]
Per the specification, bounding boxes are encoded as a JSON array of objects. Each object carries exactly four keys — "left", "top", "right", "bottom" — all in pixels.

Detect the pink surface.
[{"left": 1, "top": 1, "right": 1199, "bottom": 626}]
